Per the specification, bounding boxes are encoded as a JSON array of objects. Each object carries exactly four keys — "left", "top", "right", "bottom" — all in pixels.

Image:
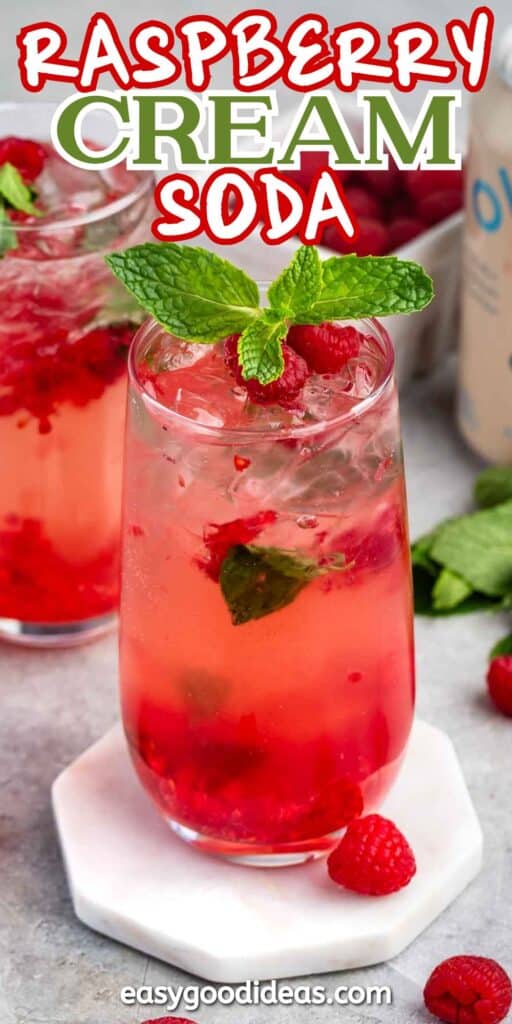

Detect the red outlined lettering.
[
  {"left": 446, "top": 5, "right": 494, "bottom": 93},
  {"left": 130, "top": 21, "right": 181, "bottom": 87},
  {"left": 331, "top": 23, "right": 393, "bottom": 90},
  {"left": 230, "top": 10, "right": 284, "bottom": 91},
  {"left": 17, "top": 21, "right": 78, "bottom": 91},
  {"left": 176, "top": 16, "right": 229, "bottom": 92},
  {"left": 152, "top": 174, "right": 202, "bottom": 240},
  {"left": 282, "top": 15, "right": 334, "bottom": 91},
  {"left": 388, "top": 23, "right": 456, "bottom": 91},
  {"left": 77, "top": 13, "right": 132, "bottom": 91}
]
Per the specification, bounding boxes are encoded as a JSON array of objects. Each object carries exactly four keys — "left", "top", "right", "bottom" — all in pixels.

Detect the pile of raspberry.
[{"left": 284, "top": 150, "right": 463, "bottom": 255}]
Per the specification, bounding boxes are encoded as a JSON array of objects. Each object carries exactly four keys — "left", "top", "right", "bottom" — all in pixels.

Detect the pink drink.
[
  {"left": 120, "top": 317, "right": 415, "bottom": 863},
  {"left": 0, "top": 112, "right": 153, "bottom": 644}
]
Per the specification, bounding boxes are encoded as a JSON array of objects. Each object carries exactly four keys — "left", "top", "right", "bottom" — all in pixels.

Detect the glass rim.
[
  {"left": 0, "top": 101, "right": 154, "bottom": 234},
  {"left": 128, "top": 307, "right": 396, "bottom": 444}
]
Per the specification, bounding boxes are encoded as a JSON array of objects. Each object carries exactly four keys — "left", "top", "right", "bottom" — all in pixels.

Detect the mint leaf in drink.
[
  {"left": 432, "top": 568, "right": 473, "bottom": 612},
  {"left": 475, "top": 466, "right": 512, "bottom": 509},
  {"left": 430, "top": 500, "right": 512, "bottom": 597},
  {"left": 0, "top": 205, "right": 17, "bottom": 255},
  {"left": 490, "top": 633, "right": 512, "bottom": 659},
  {"left": 220, "top": 544, "right": 345, "bottom": 625},
  {"left": 0, "top": 162, "right": 41, "bottom": 216},
  {"left": 238, "top": 310, "right": 288, "bottom": 385},
  {"left": 106, "top": 243, "right": 260, "bottom": 343},
  {"left": 267, "top": 245, "right": 322, "bottom": 318},
  {"left": 303, "top": 255, "right": 433, "bottom": 323}
]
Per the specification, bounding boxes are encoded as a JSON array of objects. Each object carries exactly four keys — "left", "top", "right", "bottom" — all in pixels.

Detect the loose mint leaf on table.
[
  {"left": 0, "top": 162, "right": 41, "bottom": 216},
  {"left": 302, "top": 255, "right": 434, "bottom": 323},
  {"left": 412, "top": 563, "right": 502, "bottom": 617},
  {"left": 220, "top": 544, "right": 345, "bottom": 625},
  {"left": 267, "top": 244, "right": 322, "bottom": 318},
  {"left": 106, "top": 243, "right": 260, "bottom": 343},
  {"left": 474, "top": 466, "right": 512, "bottom": 509},
  {"left": 432, "top": 568, "right": 473, "bottom": 612},
  {"left": 238, "top": 310, "right": 288, "bottom": 385},
  {"left": 430, "top": 499, "right": 512, "bottom": 597},
  {"left": 489, "top": 633, "right": 512, "bottom": 659}
]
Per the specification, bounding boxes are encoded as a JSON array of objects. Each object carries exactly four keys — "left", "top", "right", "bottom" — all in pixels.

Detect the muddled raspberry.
[
  {"left": 0, "top": 516, "right": 119, "bottom": 622},
  {"left": 223, "top": 334, "right": 309, "bottom": 407},
  {"left": 197, "top": 510, "right": 277, "bottom": 581},
  {"left": 487, "top": 656, "right": 512, "bottom": 717},
  {"left": 0, "top": 322, "right": 135, "bottom": 432},
  {"left": 287, "top": 322, "right": 364, "bottom": 374},
  {"left": 0, "top": 136, "right": 47, "bottom": 182},
  {"left": 327, "top": 813, "right": 416, "bottom": 895},
  {"left": 424, "top": 956, "right": 512, "bottom": 1024}
]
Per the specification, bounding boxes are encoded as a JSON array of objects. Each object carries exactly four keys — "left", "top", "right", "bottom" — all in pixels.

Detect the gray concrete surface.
[{"left": 1, "top": 358, "right": 511, "bottom": 1024}]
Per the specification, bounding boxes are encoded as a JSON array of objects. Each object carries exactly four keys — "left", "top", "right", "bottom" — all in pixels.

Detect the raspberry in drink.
[{"left": 0, "top": 104, "right": 153, "bottom": 645}]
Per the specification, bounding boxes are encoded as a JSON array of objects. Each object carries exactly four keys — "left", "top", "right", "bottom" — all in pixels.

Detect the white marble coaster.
[{"left": 52, "top": 720, "right": 482, "bottom": 983}]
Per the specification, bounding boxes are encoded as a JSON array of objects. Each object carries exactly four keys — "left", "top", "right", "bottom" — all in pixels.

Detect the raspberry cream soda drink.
[
  {"left": 458, "top": 31, "right": 512, "bottom": 462},
  {"left": 0, "top": 104, "right": 153, "bottom": 644},
  {"left": 118, "top": 267, "right": 418, "bottom": 863}
]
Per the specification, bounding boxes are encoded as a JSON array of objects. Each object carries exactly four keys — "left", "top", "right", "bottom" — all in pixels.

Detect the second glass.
[
  {"left": 0, "top": 103, "right": 154, "bottom": 645},
  {"left": 120, "top": 311, "right": 415, "bottom": 865}
]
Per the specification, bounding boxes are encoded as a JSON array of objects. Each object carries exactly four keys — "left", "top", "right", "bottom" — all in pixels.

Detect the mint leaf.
[
  {"left": 430, "top": 499, "right": 512, "bottom": 597},
  {"left": 267, "top": 245, "right": 322, "bottom": 318},
  {"left": 474, "top": 466, "right": 512, "bottom": 509},
  {"left": 302, "top": 255, "right": 433, "bottom": 322},
  {"left": 106, "top": 243, "right": 260, "bottom": 343},
  {"left": 0, "top": 205, "right": 17, "bottom": 255},
  {"left": 238, "top": 311, "right": 288, "bottom": 385},
  {"left": 0, "top": 162, "right": 41, "bottom": 217},
  {"left": 432, "top": 568, "right": 473, "bottom": 611},
  {"left": 490, "top": 633, "right": 512, "bottom": 659},
  {"left": 411, "top": 529, "right": 442, "bottom": 575},
  {"left": 220, "top": 544, "right": 344, "bottom": 624}
]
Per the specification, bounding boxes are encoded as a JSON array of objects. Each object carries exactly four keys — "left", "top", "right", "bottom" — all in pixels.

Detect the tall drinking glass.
[
  {"left": 0, "top": 104, "right": 154, "bottom": 645},
  {"left": 120, "top": 311, "right": 415, "bottom": 865}
]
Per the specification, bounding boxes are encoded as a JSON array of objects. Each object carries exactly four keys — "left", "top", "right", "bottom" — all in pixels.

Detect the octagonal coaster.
[{"left": 52, "top": 720, "right": 482, "bottom": 983}]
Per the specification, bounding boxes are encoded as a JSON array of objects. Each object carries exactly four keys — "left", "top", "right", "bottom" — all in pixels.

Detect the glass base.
[
  {"left": 167, "top": 818, "right": 343, "bottom": 867},
  {"left": 0, "top": 612, "right": 117, "bottom": 648}
]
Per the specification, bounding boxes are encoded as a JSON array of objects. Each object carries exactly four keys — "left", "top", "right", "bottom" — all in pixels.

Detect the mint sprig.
[{"left": 106, "top": 243, "right": 434, "bottom": 386}]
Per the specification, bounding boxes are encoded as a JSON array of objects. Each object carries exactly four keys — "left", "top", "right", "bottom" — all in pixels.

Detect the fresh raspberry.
[
  {"left": 327, "top": 814, "right": 416, "bottom": 895},
  {"left": 141, "top": 1018, "right": 198, "bottom": 1024},
  {"left": 360, "top": 161, "right": 401, "bottom": 199},
  {"left": 404, "top": 168, "right": 463, "bottom": 203},
  {"left": 388, "top": 194, "right": 416, "bottom": 220},
  {"left": 322, "top": 218, "right": 389, "bottom": 256},
  {"left": 344, "top": 184, "right": 382, "bottom": 220},
  {"left": 287, "top": 322, "right": 364, "bottom": 374},
  {"left": 487, "top": 656, "right": 512, "bottom": 717},
  {"left": 388, "top": 216, "right": 424, "bottom": 250},
  {"left": 417, "top": 190, "right": 463, "bottom": 227},
  {"left": 0, "top": 136, "right": 47, "bottom": 182},
  {"left": 223, "top": 334, "right": 309, "bottom": 407},
  {"left": 424, "top": 956, "right": 512, "bottom": 1024},
  {"left": 284, "top": 150, "right": 350, "bottom": 191},
  {"left": 198, "top": 510, "right": 277, "bottom": 581}
]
